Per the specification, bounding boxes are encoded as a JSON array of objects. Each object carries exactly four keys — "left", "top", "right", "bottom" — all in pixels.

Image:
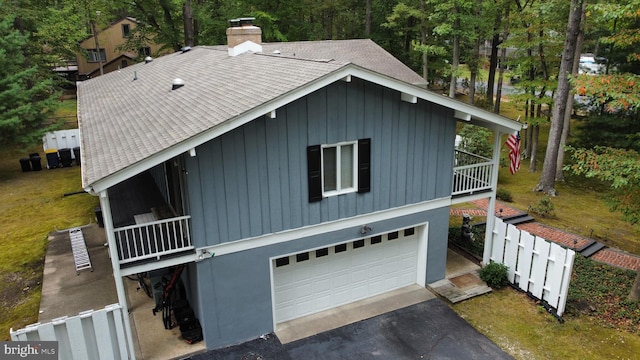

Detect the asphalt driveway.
[{"left": 192, "top": 299, "right": 512, "bottom": 360}]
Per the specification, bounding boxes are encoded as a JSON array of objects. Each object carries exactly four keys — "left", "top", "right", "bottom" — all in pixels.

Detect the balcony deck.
[
  {"left": 452, "top": 150, "right": 494, "bottom": 198},
  {"left": 109, "top": 172, "right": 194, "bottom": 267}
]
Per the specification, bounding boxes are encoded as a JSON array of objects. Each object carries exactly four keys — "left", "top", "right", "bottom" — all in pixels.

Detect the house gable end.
[{"left": 184, "top": 78, "right": 457, "bottom": 247}]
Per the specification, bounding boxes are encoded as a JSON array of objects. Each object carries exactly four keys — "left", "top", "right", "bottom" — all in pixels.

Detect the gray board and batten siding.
[{"left": 184, "top": 77, "right": 456, "bottom": 248}]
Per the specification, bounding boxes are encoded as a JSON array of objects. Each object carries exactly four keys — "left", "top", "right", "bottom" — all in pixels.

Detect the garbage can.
[
  {"left": 59, "top": 148, "right": 72, "bottom": 167},
  {"left": 73, "top": 146, "right": 81, "bottom": 166},
  {"left": 45, "top": 149, "right": 59, "bottom": 169},
  {"left": 95, "top": 206, "right": 104, "bottom": 228},
  {"left": 19, "top": 158, "right": 31, "bottom": 172},
  {"left": 29, "top": 153, "right": 42, "bottom": 171}
]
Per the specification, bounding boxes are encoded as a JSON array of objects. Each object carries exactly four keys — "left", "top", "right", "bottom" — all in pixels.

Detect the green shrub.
[
  {"left": 529, "top": 196, "right": 556, "bottom": 217},
  {"left": 479, "top": 262, "right": 509, "bottom": 289},
  {"left": 496, "top": 188, "right": 513, "bottom": 202}
]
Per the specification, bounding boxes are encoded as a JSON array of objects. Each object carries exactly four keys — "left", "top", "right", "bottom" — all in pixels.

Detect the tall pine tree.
[{"left": 0, "top": 15, "right": 59, "bottom": 147}]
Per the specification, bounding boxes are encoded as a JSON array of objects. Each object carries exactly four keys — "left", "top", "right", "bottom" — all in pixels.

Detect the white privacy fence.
[
  {"left": 10, "top": 304, "right": 132, "bottom": 360},
  {"left": 43, "top": 129, "right": 80, "bottom": 153},
  {"left": 487, "top": 218, "right": 575, "bottom": 316}
]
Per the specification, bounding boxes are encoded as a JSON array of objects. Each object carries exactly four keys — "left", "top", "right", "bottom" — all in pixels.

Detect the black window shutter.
[
  {"left": 307, "top": 145, "right": 322, "bottom": 202},
  {"left": 357, "top": 138, "right": 371, "bottom": 193}
]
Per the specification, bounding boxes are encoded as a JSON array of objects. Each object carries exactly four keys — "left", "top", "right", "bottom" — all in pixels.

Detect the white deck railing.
[
  {"left": 113, "top": 215, "right": 193, "bottom": 265},
  {"left": 452, "top": 150, "right": 494, "bottom": 196}
]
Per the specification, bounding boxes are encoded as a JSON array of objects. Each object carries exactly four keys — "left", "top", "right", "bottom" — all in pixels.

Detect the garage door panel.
[{"left": 273, "top": 230, "right": 420, "bottom": 323}]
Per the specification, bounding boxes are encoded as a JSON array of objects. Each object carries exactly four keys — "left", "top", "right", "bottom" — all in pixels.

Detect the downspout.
[
  {"left": 482, "top": 129, "right": 503, "bottom": 265},
  {"left": 100, "top": 190, "right": 137, "bottom": 360}
]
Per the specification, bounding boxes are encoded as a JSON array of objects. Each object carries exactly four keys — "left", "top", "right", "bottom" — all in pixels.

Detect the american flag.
[{"left": 506, "top": 132, "right": 521, "bottom": 174}]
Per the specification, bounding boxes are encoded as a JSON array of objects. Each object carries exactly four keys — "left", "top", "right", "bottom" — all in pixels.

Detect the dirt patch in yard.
[{"left": 0, "top": 259, "right": 44, "bottom": 326}]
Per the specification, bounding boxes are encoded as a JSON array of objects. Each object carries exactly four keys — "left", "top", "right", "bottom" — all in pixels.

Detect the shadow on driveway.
[{"left": 192, "top": 299, "right": 512, "bottom": 360}]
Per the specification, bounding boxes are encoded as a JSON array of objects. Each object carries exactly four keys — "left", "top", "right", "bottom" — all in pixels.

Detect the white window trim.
[
  {"left": 87, "top": 48, "right": 106, "bottom": 63},
  {"left": 321, "top": 141, "right": 358, "bottom": 197}
]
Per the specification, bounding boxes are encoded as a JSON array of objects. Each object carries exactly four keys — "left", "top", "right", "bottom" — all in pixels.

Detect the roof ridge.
[{"left": 256, "top": 52, "right": 339, "bottom": 64}]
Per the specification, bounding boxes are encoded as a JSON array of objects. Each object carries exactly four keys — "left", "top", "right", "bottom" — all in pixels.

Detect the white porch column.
[
  {"left": 100, "top": 189, "right": 137, "bottom": 360},
  {"left": 482, "top": 129, "right": 503, "bottom": 265}
]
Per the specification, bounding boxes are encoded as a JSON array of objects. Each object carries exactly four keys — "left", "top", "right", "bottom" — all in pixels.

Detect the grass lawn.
[
  {"left": 0, "top": 100, "right": 98, "bottom": 340},
  {"left": 451, "top": 95, "right": 640, "bottom": 359},
  {"left": 454, "top": 287, "right": 640, "bottom": 359}
]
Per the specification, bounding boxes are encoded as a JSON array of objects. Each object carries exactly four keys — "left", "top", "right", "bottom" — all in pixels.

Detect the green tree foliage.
[
  {"left": 566, "top": 146, "right": 640, "bottom": 228},
  {"left": 572, "top": 113, "right": 640, "bottom": 152},
  {"left": 0, "top": 14, "right": 59, "bottom": 147},
  {"left": 457, "top": 124, "right": 492, "bottom": 159}
]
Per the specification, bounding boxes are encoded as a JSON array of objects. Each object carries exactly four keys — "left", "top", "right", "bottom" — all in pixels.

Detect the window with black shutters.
[{"left": 307, "top": 138, "right": 370, "bottom": 202}]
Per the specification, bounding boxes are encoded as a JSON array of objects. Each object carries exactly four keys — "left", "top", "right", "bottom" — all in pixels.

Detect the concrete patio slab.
[{"left": 39, "top": 224, "right": 117, "bottom": 322}]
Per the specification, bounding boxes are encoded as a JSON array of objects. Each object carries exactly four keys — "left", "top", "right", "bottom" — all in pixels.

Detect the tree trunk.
[
  {"left": 468, "top": 0, "right": 484, "bottom": 105},
  {"left": 487, "top": 7, "right": 503, "bottom": 109},
  {"left": 449, "top": 32, "right": 460, "bottom": 98},
  {"left": 159, "top": 0, "right": 182, "bottom": 51},
  {"left": 183, "top": 0, "right": 194, "bottom": 47},
  {"left": 365, "top": 0, "right": 372, "bottom": 37},
  {"left": 556, "top": 1, "right": 586, "bottom": 181},
  {"left": 420, "top": 0, "right": 428, "bottom": 84},
  {"left": 494, "top": 5, "right": 510, "bottom": 114},
  {"left": 529, "top": 124, "right": 539, "bottom": 172},
  {"left": 469, "top": 37, "right": 480, "bottom": 104},
  {"left": 629, "top": 267, "right": 640, "bottom": 301},
  {"left": 535, "top": 0, "right": 585, "bottom": 195},
  {"left": 90, "top": 20, "right": 104, "bottom": 76}
]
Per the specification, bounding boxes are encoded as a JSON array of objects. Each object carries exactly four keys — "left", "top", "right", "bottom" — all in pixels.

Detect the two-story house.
[
  {"left": 77, "top": 19, "right": 520, "bottom": 355},
  {"left": 77, "top": 17, "right": 165, "bottom": 79}
]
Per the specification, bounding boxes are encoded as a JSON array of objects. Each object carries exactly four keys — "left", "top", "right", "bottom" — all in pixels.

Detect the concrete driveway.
[{"left": 192, "top": 299, "right": 512, "bottom": 360}]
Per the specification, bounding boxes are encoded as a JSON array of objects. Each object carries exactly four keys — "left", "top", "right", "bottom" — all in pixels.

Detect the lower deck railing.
[{"left": 113, "top": 215, "right": 193, "bottom": 265}]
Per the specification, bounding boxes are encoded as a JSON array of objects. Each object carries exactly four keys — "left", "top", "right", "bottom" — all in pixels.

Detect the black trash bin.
[
  {"left": 59, "top": 148, "right": 73, "bottom": 167},
  {"left": 45, "top": 150, "right": 60, "bottom": 169},
  {"left": 95, "top": 206, "right": 104, "bottom": 228},
  {"left": 29, "top": 154, "right": 42, "bottom": 171},
  {"left": 19, "top": 158, "right": 31, "bottom": 172},
  {"left": 73, "top": 146, "right": 81, "bottom": 166}
]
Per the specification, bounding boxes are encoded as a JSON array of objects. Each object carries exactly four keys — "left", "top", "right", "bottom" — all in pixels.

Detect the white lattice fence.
[
  {"left": 10, "top": 304, "right": 131, "bottom": 360},
  {"left": 488, "top": 218, "right": 575, "bottom": 316}
]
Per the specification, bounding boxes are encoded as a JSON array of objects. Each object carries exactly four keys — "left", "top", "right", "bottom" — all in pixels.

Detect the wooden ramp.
[{"left": 69, "top": 228, "right": 92, "bottom": 274}]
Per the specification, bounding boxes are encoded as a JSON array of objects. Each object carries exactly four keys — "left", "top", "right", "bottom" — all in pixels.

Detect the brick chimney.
[{"left": 227, "top": 17, "right": 263, "bottom": 56}]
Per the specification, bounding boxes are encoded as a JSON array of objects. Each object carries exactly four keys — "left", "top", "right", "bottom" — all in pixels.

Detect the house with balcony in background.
[
  {"left": 77, "top": 18, "right": 521, "bottom": 356},
  {"left": 77, "top": 17, "right": 166, "bottom": 79}
]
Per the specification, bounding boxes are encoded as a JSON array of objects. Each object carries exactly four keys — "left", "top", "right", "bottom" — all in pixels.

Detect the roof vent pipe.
[
  {"left": 181, "top": 46, "right": 191, "bottom": 53},
  {"left": 172, "top": 78, "right": 185, "bottom": 90},
  {"left": 144, "top": 56, "right": 153, "bottom": 63}
]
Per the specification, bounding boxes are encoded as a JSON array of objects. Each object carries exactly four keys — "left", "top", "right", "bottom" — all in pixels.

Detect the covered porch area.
[
  {"left": 38, "top": 223, "right": 205, "bottom": 359},
  {"left": 106, "top": 171, "right": 195, "bottom": 268}
]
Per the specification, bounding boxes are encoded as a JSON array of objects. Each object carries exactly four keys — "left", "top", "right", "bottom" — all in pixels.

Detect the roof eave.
[{"left": 345, "top": 66, "right": 522, "bottom": 134}]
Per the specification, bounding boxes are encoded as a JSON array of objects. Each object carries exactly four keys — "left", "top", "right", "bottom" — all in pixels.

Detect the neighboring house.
[
  {"left": 77, "top": 19, "right": 520, "bottom": 355},
  {"left": 77, "top": 17, "right": 165, "bottom": 79}
]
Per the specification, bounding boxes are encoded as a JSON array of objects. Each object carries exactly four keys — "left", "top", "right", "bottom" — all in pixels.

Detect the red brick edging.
[{"left": 450, "top": 200, "right": 640, "bottom": 272}]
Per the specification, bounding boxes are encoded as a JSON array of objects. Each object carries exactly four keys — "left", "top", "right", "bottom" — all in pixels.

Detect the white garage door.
[{"left": 273, "top": 228, "right": 419, "bottom": 323}]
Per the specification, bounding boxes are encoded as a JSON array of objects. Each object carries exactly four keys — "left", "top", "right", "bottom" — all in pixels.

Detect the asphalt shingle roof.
[{"left": 78, "top": 39, "right": 426, "bottom": 189}]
